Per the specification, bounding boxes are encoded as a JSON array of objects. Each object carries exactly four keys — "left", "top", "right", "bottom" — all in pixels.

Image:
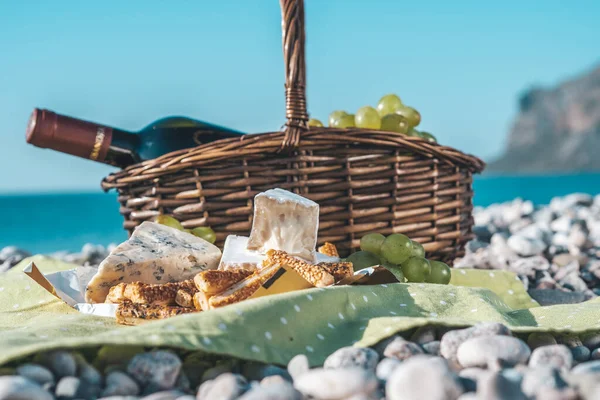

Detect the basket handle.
[{"left": 280, "top": 0, "right": 308, "bottom": 150}]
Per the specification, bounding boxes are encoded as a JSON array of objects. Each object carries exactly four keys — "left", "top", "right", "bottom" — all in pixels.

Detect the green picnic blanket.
[{"left": 0, "top": 255, "right": 599, "bottom": 367}]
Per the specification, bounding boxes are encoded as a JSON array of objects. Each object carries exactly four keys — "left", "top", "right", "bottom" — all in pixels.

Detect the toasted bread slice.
[
  {"left": 263, "top": 249, "right": 334, "bottom": 288},
  {"left": 318, "top": 242, "right": 339, "bottom": 257},
  {"left": 107, "top": 280, "right": 196, "bottom": 306},
  {"left": 209, "top": 264, "right": 279, "bottom": 309},
  {"left": 116, "top": 301, "right": 197, "bottom": 326},
  {"left": 193, "top": 269, "right": 253, "bottom": 295}
]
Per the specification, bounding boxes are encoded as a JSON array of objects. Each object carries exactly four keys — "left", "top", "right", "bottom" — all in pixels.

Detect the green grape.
[
  {"left": 427, "top": 260, "right": 452, "bottom": 284},
  {"left": 328, "top": 110, "right": 348, "bottom": 127},
  {"left": 355, "top": 106, "right": 381, "bottom": 129},
  {"left": 376, "top": 94, "right": 403, "bottom": 116},
  {"left": 396, "top": 106, "right": 421, "bottom": 128},
  {"left": 382, "top": 262, "right": 405, "bottom": 282},
  {"left": 418, "top": 131, "right": 437, "bottom": 143},
  {"left": 308, "top": 118, "right": 324, "bottom": 127},
  {"left": 380, "top": 233, "right": 413, "bottom": 264},
  {"left": 410, "top": 240, "right": 425, "bottom": 258},
  {"left": 360, "top": 233, "right": 386, "bottom": 255},
  {"left": 154, "top": 215, "right": 184, "bottom": 230},
  {"left": 380, "top": 114, "right": 410, "bottom": 134},
  {"left": 191, "top": 227, "right": 217, "bottom": 244},
  {"left": 401, "top": 257, "right": 431, "bottom": 283},
  {"left": 407, "top": 128, "right": 421, "bottom": 138},
  {"left": 331, "top": 114, "right": 356, "bottom": 128},
  {"left": 346, "top": 251, "right": 382, "bottom": 271}
]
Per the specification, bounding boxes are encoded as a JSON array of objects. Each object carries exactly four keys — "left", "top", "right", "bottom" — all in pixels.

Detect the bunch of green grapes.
[
  {"left": 345, "top": 232, "right": 452, "bottom": 285},
  {"left": 308, "top": 93, "right": 438, "bottom": 144},
  {"left": 154, "top": 215, "right": 217, "bottom": 244}
]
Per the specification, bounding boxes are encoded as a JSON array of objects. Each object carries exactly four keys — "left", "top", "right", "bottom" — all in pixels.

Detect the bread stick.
[
  {"left": 208, "top": 264, "right": 279, "bottom": 309},
  {"left": 175, "top": 289, "right": 195, "bottom": 308},
  {"left": 116, "top": 301, "right": 197, "bottom": 326},
  {"left": 106, "top": 280, "right": 196, "bottom": 306},
  {"left": 263, "top": 249, "right": 334, "bottom": 288},
  {"left": 193, "top": 291, "right": 213, "bottom": 311},
  {"left": 318, "top": 242, "right": 339, "bottom": 257},
  {"left": 193, "top": 269, "right": 253, "bottom": 295}
]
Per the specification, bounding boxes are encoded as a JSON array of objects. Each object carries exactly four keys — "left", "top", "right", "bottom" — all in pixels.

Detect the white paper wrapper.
[{"left": 23, "top": 262, "right": 117, "bottom": 318}]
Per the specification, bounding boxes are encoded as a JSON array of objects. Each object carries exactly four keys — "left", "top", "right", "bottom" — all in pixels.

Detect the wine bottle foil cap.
[
  {"left": 26, "top": 108, "right": 56, "bottom": 148},
  {"left": 25, "top": 108, "right": 112, "bottom": 162}
]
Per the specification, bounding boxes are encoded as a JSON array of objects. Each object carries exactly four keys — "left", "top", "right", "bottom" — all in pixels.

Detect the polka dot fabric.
[{"left": 0, "top": 256, "right": 598, "bottom": 367}]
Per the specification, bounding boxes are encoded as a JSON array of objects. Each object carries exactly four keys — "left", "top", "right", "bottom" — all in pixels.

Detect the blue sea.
[{"left": 2, "top": 174, "right": 599, "bottom": 254}]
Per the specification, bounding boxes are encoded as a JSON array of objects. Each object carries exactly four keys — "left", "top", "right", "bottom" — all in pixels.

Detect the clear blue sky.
[{"left": 0, "top": 0, "right": 598, "bottom": 193}]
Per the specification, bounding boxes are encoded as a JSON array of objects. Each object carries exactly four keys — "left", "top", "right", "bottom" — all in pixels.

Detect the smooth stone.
[
  {"left": 466, "top": 240, "right": 489, "bottom": 253},
  {"left": 78, "top": 363, "right": 102, "bottom": 387},
  {"left": 529, "top": 345, "right": 573, "bottom": 371},
  {"left": 440, "top": 323, "right": 511, "bottom": 362},
  {"left": 383, "top": 338, "right": 424, "bottom": 361},
  {"left": 103, "top": 371, "right": 140, "bottom": 397},
  {"left": 509, "top": 256, "right": 550, "bottom": 277},
  {"left": 196, "top": 373, "right": 248, "bottom": 400},
  {"left": 410, "top": 326, "right": 437, "bottom": 344},
  {"left": 571, "top": 360, "right": 600, "bottom": 375},
  {"left": 238, "top": 380, "right": 302, "bottom": 400},
  {"left": 458, "top": 367, "right": 487, "bottom": 382},
  {"left": 95, "top": 346, "right": 146, "bottom": 371},
  {"left": 141, "top": 391, "right": 185, "bottom": 400},
  {"left": 422, "top": 341, "right": 441, "bottom": 356},
  {"left": 476, "top": 371, "right": 527, "bottom": 400},
  {"left": 55, "top": 376, "right": 100, "bottom": 399},
  {"left": 568, "top": 228, "right": 588, "bottom": 248},
  {"left": 553, "top": 253, "right": 580, "bottom": 268},
  {"left": 580, "top": 332, "right": 600, "bottom": 351},
  {"left": 97, "top": 397, "right": 140, "bottom": 400},
  {"left": 287, "top": 354, "right": 309, "bottom": 381},
  {"left": 294, "top": 368, "right": 378, "bottom": 399},
  {"left": 260, "top": 375, "right": 287, "bottom": 387},
  {"left": 528, "top": 289, "right": 586, "bottom": 306},
  {"left": 199, "top": 365, "right": 232, "bottom": 384},
  {"left": 551, "top": 216, "right": 573, "bottom": 233},
  {"left": 592, "top": 349, "right": 600, "bottom": 360},
  {"left": 456, "top": 394, "right": 478, "bottom": 400},
  {"left": 527, "top": 332, "right": 558, "bottom": 349},
  {"left": 386, "top": 356, "right": 464, "bottom": 400},
  {"left": 37, "top": 351, "right": 77, "bottom": 379},
  {"left": 127, "top": 351, "right": 182, "bottom": 391},
  {"left": 559, "top": 272, "right": 589, "bottom": 293},
  {"left": 556, "top": 333, "right": 583, "bottom": 348},
  {"left": 15, "top": 364, "right": 54, "bottom": 386},
  {"left": 0, "top": 376, "right": 53, "bottom": 400},
  {"left": 507, "top": 235, "right": 546, "bottom": 256},
  {"left": 534, "top": 387, "right": 580, "bottom": 400},
  {"left": 242, "top": 364, "right": 291, "bottom": 382},
  {"left": 571, "top": 346, "right": 591, "bottom": 362},
  {"left": 175, "top": 396, "right": 195, "bottom": 400},
  {"left": 174, "top": 371, "right": 190, "bottom": 393},
  {"left": 457, "top": 336, "right": 530, "bottom": 368},
  {"left": 323, "top": 347, "right": 379, "bottom": 370},
  {"left": 375, "top": 358, "right": 401, "bottom": 381},
  {"left": 521, "top": 367, "right": 568, "bottom": 398}
]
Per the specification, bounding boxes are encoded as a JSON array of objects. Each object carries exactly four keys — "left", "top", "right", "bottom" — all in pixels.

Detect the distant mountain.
[{"left": 487, "top": 64, "right": 600, "bottom": 173}]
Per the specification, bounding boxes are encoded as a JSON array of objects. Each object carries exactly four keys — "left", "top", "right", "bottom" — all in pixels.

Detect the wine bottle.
[{"left": 25, "top": 109, "right": 245, "bottom": 168}]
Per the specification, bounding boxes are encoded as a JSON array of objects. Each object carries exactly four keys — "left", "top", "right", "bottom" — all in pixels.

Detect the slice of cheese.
[
  {"left": 247, "top": 189, "right": 319, "bottom": 262},
  {"left": 85, "top": 221, "right": 221, "bottom": 303},
  {"left": 219, "top": 235, "right": 265, "bottom": 271},
  {"left": 220, "top": 235, "right": 339, "bottom": 271}
]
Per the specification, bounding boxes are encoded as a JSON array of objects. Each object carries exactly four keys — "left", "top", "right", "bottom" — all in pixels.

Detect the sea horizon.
[{"left": 2, "top": 173, "right": 599, "bottom": 254}]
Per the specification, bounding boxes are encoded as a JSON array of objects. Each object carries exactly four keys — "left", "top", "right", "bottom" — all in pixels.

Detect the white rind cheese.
[
  {"left": 85, "top": 221, "right": 221, "bottom": 303},
  {"left": 247, "top": 189, "right": 319, "bottom": 262},
  {"left": 218, "top": 235, "right": 264, "bottom": 271}
]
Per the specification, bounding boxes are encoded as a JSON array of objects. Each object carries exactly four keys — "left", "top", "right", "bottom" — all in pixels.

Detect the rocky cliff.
[{"left": 487, "top": 64, "right": 600, "bottom": 173}]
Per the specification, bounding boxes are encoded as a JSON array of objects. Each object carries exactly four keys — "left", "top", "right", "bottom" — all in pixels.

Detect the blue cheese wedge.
[
  {"left": 247, "top": 189, "right": 319, "bottom": 262},
  {"left": 220, "top": 234, "right": 341, "bottom": 271},
  {"left": 85, "top": 221, "right": 221, "bottom": 303}
]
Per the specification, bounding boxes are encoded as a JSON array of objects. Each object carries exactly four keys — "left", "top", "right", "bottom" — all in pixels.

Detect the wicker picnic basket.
[{"left": 101, "top": 0, "right": 485, "bottom": 262}]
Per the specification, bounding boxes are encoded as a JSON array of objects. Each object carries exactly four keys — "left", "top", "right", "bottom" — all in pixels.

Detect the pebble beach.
[{"left": 1, "top": 192, "right": 600, "bottom": 400}]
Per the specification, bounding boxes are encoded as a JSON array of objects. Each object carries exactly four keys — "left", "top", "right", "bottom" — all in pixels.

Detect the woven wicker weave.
[{"left": 102, "top": 0, "right": 485, "bottom": 262}]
